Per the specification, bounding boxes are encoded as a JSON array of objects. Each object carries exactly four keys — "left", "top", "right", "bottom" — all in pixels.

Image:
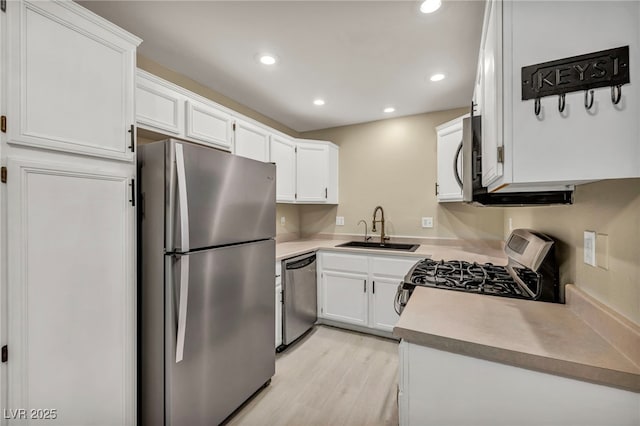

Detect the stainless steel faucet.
[
  {"left": 357, "top": 219, "right": 371, "bottom": 242},
  {"left": 371, "top": 206, "right": 390, "bottom": 244}
]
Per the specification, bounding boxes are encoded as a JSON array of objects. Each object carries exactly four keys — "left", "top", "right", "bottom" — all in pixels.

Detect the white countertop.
[{"left": 275, "top": 238, "right": 507, "bottom": 264}]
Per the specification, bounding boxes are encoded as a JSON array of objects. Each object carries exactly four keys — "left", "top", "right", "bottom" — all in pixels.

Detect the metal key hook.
[
  {"left": 558, "top": 94, "right": 566, "bottom": 113},
  {"left": 534, "top": 98, "right": 541, "bottom": 116},
  {"left": 584, "top": 90, "right": 594, "bottom": 110},
  {"left": 611, "top": 85, "right": 622, "bottom": 105}
]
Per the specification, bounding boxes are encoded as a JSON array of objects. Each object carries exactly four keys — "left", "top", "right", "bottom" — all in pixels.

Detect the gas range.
[{"left": 395, "top": 229, "right": 560, "bottom": 314}]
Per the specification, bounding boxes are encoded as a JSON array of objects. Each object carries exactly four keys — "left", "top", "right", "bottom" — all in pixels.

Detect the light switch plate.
[
  {"left": 583, "top": 231, "right": 596, "bottom": 267},
  {"left": 336, "top": 216, "right": 345, "bottom": 226},
  {"left": 421, "top": 217, "right": 433, "bottom": 228},
  {"left": 280, "top": 216, "right": 286, "bottom": 225}
]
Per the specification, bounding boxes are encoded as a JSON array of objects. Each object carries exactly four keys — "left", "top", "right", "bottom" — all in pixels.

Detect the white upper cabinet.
[
  {"left": 136, "top": 70, "right": 185, "bottom": 137},
  {"left": 132, "top": 72, "right": 341, "bottom": 204},
  {"left": 269, "top": 134, "right": 296, "bottom": 202},
  {"left": 185, "top": 98, "right": 234, "bottom": 150},
  {"left": 6, "top": 0, "right": 141, "bottom": 161},
  {"left": 234, "top": 119, "right": 270, "bottom": 162},
  {"left": 479, "top": 0, "right": 503, "bottom": 187},
  {"left": 477, "top": 0, "right": 640, "bottom": 191},
  {"left": 295, "top": 140, "right": 338, "bottom": 204},
  {"left": 436, "top": 115, "right": 467, "bottom": 202},
  {"left": 136, "top": 70, "right": 233, "bottom": 151}
]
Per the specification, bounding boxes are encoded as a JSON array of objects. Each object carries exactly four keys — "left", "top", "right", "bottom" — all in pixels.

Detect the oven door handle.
[{"left": 453, "top": 140, "right": 463, "bottom": 190}]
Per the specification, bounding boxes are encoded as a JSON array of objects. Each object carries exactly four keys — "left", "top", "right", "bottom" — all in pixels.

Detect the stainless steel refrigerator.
[{"left": 138, "top": 139, "right": 276, "bottom": 425}]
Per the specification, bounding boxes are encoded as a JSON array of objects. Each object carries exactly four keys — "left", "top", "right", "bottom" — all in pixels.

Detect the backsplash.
[
  {"left": 276, "top": 204, "right": 301, "bottom": 241},
  {"left": 506, "top": 178, "right": 640, "bottom": 324}
]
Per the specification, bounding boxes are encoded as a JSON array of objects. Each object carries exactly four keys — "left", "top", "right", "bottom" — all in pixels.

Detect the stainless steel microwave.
[{"left": 460, "top": 112, "right": 573, "bottom": 206}]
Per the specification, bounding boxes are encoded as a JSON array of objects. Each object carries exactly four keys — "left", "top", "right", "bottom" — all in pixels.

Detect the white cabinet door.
[
  {"left": 296, "top": 142, "right": 329, "bottom": 203},
  {"left": 269, "top": 135, "right": 296, "bottom": 202},
  {"left": 136, "top": 71, "right": 184, "bottom": 137},
  {"left": 480, "top": 0, "right": 503, "bottom": 186},
  {"left": 6, "top": 158, "right": 135, "bottom": 426},
  {"left": 185, "top": 99, "right": 234, "bottom": 150},
  {"left": 370, "top": 278, "right": 402, "bottom": 332},
  {"left": 401, "top": 343, "right": 640, "bottom": 426},
  {"left": 436, "top": 118, "right": 465, "bottom": 202},
  {"left": 234, "top": 119, "right": 269, "bottom": 162},
  {"left": 275, "top": 282, "right": 282, "bottom": 349},
  {"left": 321, "top": 271, "right": 368, "bottom": 326},
  {"left": 7, "top": 0, "right": 140, "bottom": 161}
]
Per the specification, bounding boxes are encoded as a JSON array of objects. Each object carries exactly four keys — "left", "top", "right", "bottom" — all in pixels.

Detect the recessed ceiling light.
[
  {"left": 383, "top": 107, "right": 395, "bottom": 113},
  {"left": 313, "top": 99, "right": 325, "bottom": 106},
  {"left": 430, "top": 73, "right": 446, "bottom": 82},
  {"left": 420, "top": 0, "right": 442, "bottom": 14},
  {"left": 258, "top": 54, "right": 277, "bottom": 65}
]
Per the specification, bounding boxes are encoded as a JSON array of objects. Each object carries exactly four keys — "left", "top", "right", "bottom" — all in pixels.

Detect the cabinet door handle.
[
  {"left": 364, "top": 279, "right": 367, "bottom": 293},
  {"left": 128, "top": 124, "right": 135, "bottom": 152},
  {"left": 373, "top": 281, "right": 375, "bottom": 294},
  {"left": 325, "top": 187, "right": 328, "bottom": 199}
]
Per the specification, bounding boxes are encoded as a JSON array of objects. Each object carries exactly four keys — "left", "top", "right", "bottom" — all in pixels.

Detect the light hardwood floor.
[{"left": 227, "top": 325, "right": 400, "bottom": 426}]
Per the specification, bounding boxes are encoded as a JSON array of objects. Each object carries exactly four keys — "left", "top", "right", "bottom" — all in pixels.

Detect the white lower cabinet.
[
  {"left": 321, "top": 271, "right": 369, "bottom": 326},
  {"left": 399, "top": 341, "right": 640, "bottom": 426},
  {"left": 318, "top": 251, "right": 420, "bottom": 333},
  {"left": 370, "top": 277, "right": 403, "bottom": 332},
  {"left": 275, "top": 261, "right": 283, "bottom": 349},
  {"left": 6, "top": 156, "right": 136, "bottom": 425}
]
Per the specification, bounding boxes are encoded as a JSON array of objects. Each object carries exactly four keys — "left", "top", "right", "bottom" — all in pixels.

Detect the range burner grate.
[{"left": 409, "top": 259, "right": 537, "bottom": 299}]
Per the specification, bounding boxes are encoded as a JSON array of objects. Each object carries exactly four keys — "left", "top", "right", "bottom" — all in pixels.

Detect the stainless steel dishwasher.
[{"left": 280, "top": 252, "right": 317, "bottom": 350}]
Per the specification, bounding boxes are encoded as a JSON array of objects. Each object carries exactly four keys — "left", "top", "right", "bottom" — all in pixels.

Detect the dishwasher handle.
[{"left": 285, "top": 254, "right": 316, "bottom": 270}]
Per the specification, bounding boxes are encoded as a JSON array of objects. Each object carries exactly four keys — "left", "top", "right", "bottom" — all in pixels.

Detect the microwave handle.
[{"left": 453, "top": 141, "right": 463, "bottom": 189}]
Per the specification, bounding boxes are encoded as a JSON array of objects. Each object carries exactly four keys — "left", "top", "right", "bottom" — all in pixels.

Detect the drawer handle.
[
  {"left": 373, "top": 281, "right": 375, "bottom": 294},
  {"left": 364, "top": 279, "right": 367, "bottom": 293}
]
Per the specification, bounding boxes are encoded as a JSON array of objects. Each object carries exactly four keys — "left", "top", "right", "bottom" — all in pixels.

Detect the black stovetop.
[{"left": 404, "top": 259, "right": 536, "bottom": 300}]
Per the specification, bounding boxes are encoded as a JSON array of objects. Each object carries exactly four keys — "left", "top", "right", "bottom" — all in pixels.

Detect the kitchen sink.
[{"left": 336, "top": 241, "right": 420, "bottom": 252}]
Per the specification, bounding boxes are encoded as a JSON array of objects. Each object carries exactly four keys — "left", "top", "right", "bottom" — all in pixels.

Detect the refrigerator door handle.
[
  {"left": 175, "top": 255, "right": 190, "bottom": 363},
  {"left": 175, "top": 143, "right": 190, "bottom": 253}
]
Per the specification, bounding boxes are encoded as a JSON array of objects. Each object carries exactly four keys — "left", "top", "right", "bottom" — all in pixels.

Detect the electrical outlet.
[
  {"left": 336, "top": 216, "right": 345, "bottom": 226},
  {"left": 507, "top": 217, "right": 513, "bottom": 232},
  {"left": 583, "top": 231, "right": 596, "bottom": 267},
  {"left": 421, "top": 217, "right": 433, "bottom": 228},
  {"left": 280, "top": 216, "right": 286, "bottom": 225}
]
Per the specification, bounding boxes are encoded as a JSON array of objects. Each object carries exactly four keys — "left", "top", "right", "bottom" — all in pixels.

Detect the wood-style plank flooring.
[{"left": 228, "top": 325, "right": 399, "bottom": 426}]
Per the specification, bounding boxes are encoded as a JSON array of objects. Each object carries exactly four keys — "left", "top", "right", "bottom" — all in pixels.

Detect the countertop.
[
  {"left": 275, "top": 238, "right": 507, "bottom": 264},
  {"left": 393, "top": 286, "right": 640, "bottom": 392}
]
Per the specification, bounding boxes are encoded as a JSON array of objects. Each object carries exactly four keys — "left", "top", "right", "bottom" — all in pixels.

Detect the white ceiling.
[{"left": 80, "top": 1, "right": 485, "bottom": 132}]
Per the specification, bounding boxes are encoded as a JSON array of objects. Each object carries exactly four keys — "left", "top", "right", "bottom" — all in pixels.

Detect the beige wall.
[
  {"left": 137, "top": 55, "right": 300, "bottom": 138},
  {"left": 276, "top": 204, "right": 301, "bottom": 240},
  {"left": 506, "top": 179, "right": 640, "bottom": 324},
  {"left": 299, "top": 109, "right": 505, "bottom": 241}
]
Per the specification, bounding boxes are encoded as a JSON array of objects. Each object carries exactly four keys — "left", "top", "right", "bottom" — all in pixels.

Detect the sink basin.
[{"left": 336, "top": 241, "right": 419, "bottom": 252}]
